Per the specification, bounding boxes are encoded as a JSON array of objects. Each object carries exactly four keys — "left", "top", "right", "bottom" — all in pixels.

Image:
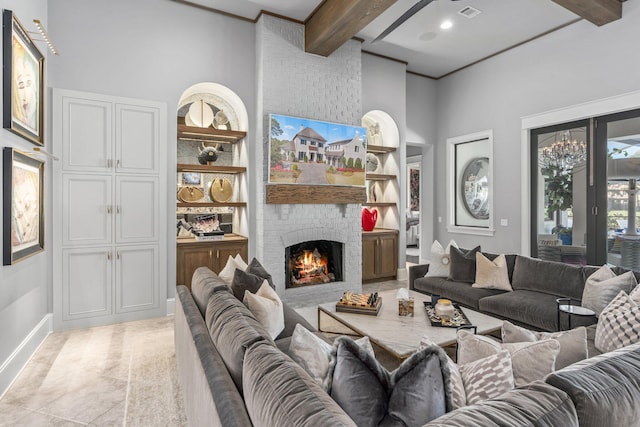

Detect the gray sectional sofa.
[
  {"left": 410, "top": 254, "right": 640, "bottom": 332},
  {"left": 176, "top": 266, "right": 640, "bottom": 426}
]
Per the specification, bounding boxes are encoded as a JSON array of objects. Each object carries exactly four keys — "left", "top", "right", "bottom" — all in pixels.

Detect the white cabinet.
[{"left": 53, "top": 89, "right": 166, "bottom": 330}]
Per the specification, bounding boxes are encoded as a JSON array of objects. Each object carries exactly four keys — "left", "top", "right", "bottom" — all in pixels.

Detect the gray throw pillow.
[
  {"left": 246, "top": 257, "right": 275, "bottom": 289},
  {"left": 448, "top": 246, "right": 481, "bottom": 283},
  {"left": 230, "top": 268, "right": 265, "bottom": 301},
  {"left": 243, "top": 341, "right": 356, "bottom": 427},
  {"left": 331, "top": 337, "right": 451, "bottom": 426}
]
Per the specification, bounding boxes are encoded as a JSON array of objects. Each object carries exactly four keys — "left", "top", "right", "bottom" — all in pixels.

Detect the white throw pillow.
[
  {"left": 425, "top": 240, "right": 459, "bottom": 277},
  {"left": 243, "top": 280, "right": 284, "bottom": 339},
  {"left": 288, "top": 324, "right": 374, "bottom": 392},
  {"left": 457, "top": 330, "right": 559, "bottom": 387},
  {"left": 582, "top": 265, "right": 637, "bottom": 316},
  {"left": 458, "top": 350, "right": 514, "bottom": 405},
  {"left": 218, "top": 255, "right": 246, "bottom": 284},
  {"left": 595, "top": 290, "right": 640, "bottom": 353},
  {"left": 472, "top": 253, "right": 513, "bottom": 291},
  {"left": 234, "top": 254, "right": 248, "bottom": 271},
  {"left": 501, "top": 321, "right": 587, "bottom": 369}
]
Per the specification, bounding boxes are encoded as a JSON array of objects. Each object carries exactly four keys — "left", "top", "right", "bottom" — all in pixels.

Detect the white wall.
[
  {"left": 48, "top": 0, "right": 257, "bottom": 299},
  {"left": 0, "top": 0, "right": 51, "bottom": 396},
  {"left": 434, "top": 1, "right": 640, "bottom": 253}
]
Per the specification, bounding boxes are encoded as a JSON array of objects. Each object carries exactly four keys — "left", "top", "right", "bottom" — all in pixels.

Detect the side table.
[{"left": 556, "top": 298, "right": 595, "bottom": 331}]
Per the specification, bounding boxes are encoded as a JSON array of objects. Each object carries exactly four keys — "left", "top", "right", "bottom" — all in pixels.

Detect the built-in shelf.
[
  {"left": 363, "top": 228, "right": 399, "bottom": 235},
  {"left": 176, "top": 233, "right": 248, "bottom": 245},
  {"left": 366, "top": 144, "right": 396, "bottom": 154},
  {"left": 177, "top": 122, "right": 246, "bottom": 144},
  {"left": 362, "top": 202, "right": 396, "bottom": 208},
  {"left": 177, "top": 202, "right": 247, "bottom": 208},
  {"left": 366, "top": 173, "right": 396, "bottom": 181},
  {"left": 177, "top": 164, "right": 246, "bottom": 174}
]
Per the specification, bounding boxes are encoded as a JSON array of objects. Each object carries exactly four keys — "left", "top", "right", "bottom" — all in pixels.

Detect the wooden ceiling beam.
[
  {"left": 551, "top": 0, "right": 622, "bottom": 26},
  {"left": 305, "top": 0, "right": 398, "bottom": 57}
]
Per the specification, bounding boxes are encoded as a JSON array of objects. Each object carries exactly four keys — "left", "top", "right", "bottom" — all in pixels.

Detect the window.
[
  {"left": 300, "top": 139, "right": 306, "bottom": 145},
  {"left": 310, "top": 141, "right": 316, "bottom": 146},
  {"left": 355, "top": 146, "right": 359, "bottom": 153}
]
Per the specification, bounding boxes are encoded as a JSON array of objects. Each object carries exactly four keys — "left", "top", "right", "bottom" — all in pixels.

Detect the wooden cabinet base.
[
  {"left": 176, "top": 235, "right": 248, "bottom": 289},
  {"left": 362, "top": 229, "right": 398, "bottom": 282}
]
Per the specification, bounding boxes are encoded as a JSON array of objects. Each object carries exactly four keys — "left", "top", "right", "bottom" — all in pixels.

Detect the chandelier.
[{"left": 540, "top": 131, "right": 587, "bottom": 171}]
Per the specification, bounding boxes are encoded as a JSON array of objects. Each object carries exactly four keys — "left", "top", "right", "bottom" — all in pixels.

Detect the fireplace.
[{"left": 285, "top": 240, "right": 344, "bottom": 288}]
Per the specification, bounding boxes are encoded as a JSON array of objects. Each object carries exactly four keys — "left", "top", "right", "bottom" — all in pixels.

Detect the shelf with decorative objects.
[{"left": 175, "top": 84, "right": 250, "bottom": 285}]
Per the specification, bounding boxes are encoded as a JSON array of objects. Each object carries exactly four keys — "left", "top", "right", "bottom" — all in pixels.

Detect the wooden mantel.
[
  {"left": 266, "top": 184, "right": 366, "bottom": 204},
  {"left": 552, "top": 0, "right": 622, "bottom": 26}
]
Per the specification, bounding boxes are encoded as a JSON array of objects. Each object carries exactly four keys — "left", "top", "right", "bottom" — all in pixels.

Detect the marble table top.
[{"left": 318, "top": 288, "right": 503, "bottom": 360}]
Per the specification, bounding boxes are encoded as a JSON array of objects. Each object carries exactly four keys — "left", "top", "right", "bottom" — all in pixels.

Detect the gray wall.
[
  {"left": 48, "top": 0, "right": 257, "bottom": 299},
  {"left": 434, "top": 1, "right": 640, "bottom": 253},
  {"left": 0, "top": 0, "right": 50, "bottom": 395}
]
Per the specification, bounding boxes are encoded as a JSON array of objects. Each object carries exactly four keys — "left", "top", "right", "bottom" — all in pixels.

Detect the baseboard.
[
  {"left": 0, "top": 313, "right": 52, "bottom": 399},
  {"left": 166, "top": 298, "right": 175, "bottom": 316}
]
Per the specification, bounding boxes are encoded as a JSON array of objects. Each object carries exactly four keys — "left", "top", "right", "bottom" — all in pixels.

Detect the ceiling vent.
[{"left": 458, "top": 6, "right": 481, "bottom": 19}]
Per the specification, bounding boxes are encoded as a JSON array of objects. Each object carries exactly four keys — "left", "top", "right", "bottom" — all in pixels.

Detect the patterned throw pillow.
[
  {"left": 582, "top": 265, "right": 637, "bottom": 316},
  {"left": 425, "top": 240, "right": 459, "bottom": 277},
  {"left": 595, "top": 290, "right": 640, "bottom": 353},
  {"left": 458, "top": 350, "right": 514, "bottom": 405}
]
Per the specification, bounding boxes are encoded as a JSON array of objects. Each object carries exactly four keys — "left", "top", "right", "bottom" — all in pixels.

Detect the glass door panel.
[
  {"left": 604, "top": 116, "right": 640, "bottom": 271},
  {"left": 531, "top": 121, "right": 589, "bottom": 265}
]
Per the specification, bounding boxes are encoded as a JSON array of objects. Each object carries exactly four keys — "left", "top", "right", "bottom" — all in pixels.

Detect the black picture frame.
[
  {"left": 2, "top": 9, "right": 45, "bottom": 145},
  {"left": 3, "top": 147, "right": 45, "bottom": 265}
]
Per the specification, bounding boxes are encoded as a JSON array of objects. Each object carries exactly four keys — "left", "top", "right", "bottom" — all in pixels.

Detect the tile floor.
[{"left": 0, "top": 278, "right": 409, "bottom": 426}]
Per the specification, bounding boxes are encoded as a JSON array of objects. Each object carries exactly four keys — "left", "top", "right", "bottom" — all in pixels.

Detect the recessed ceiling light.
[{"left": 440, "top": 20, "right": 453, "bottom": 30}]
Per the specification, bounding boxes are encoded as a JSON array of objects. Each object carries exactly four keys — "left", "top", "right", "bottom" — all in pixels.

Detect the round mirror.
[{"left": 461, "top": 157, "right": 490, "bottom": 219}]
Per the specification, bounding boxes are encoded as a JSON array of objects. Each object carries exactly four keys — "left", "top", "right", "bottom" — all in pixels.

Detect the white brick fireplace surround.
[{"left": 255, "top": 14, "right": 364, "bottom": 305}]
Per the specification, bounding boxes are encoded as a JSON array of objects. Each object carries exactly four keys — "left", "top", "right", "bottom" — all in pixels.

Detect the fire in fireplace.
[{"left": 285, "top": 240, "right": 343, "bottom": 288}]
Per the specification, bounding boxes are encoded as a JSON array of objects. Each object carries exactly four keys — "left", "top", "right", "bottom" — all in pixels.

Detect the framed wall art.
[
  {"left": 268, "top": 113, "right": 367, "bottom": 187},
  {"left": 447, "top": 130, "right": 495, "bottom": 236},
  {"left": 3, "top": 9, "right": 45, "bottom": 145},
  {"left": 3, "top": 147, "right": 45, "bottom": 264}
]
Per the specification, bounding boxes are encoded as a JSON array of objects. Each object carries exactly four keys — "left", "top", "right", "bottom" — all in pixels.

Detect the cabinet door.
[
  {"left": 62, "top": 247, "right": 112, "bottom": 320},
  {"left": 115, "top": 245, "right": 158, "bottom": 313},
  {"left": 115, "top": 104, "right": 159, "bottom": 174},
  {"left": 61, "top": 97, "right": 112, "bottom": 172},
  {"left": 215, "top": 242, "right": 249, "bottom": 273},
  {"left": 116, "top": 176, "right": 159, "bottom": 243},
  {"left": 362, "top": 236, "right": 378, "bottom": 281},
  {"left": 378, "top": 234, "right": 398, "bottom": 278},
  {"left": 177, "top": 244, "right": 213, "bottom": 288},
  {"left": 63, "top": 174, "right": 112, "bottom": 246}
]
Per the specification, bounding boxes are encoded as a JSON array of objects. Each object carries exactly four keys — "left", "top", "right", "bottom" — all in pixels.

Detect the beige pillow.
[
  {"left": 219, "top": 255, "right": 246, "bottom": 284},
  {"left": 595, "top": 290, "right": 640, "bottom": 353},
  {"left": 472, "top": 253, "right": 512, "bottom": 291},
  {"left": 234, "top": 254, "right": 248, "bottom": 271},
  {"left": 243, "top": 280, "right": 284, "bottom": 339},
  {"left": 629, "top": 284, "right": 640, "bottom": 304},
  {"left": 582, "top": 265, "right": 637, "bottom": 316},
  {"left": 425, "top": 240, "right": 458, "bottom": 277},
  {"left": 457, "top": 330, "right": 559, "bottom": 387},
  {"left": 501, "top": 321, "right": 587, "bottom": 369}
]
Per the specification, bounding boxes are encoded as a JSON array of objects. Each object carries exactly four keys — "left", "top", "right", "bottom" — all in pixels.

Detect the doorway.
[{"left": 406, "top": 148, "right": 422, "bottom": 264}]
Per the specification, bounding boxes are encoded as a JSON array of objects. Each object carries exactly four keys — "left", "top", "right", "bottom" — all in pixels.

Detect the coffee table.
[{"left": 318, "top": 288, "right": 503, "bottom": 361}]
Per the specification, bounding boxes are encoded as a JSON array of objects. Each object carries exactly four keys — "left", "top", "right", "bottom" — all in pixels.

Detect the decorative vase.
[
  {"left": 434, "top": 299, "right": 455, "bottom": 320},
  {"left": 362, "top": 208, "right": 378, "bottom": 231}
]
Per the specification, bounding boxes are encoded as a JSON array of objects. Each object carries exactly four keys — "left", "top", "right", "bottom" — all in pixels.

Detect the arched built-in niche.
[{"left": 175, "top": 82, "right": 249, "bottom": 254}]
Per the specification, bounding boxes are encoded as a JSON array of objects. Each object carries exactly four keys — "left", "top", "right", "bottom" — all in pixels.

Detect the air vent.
[{"left": 458, "top": 6, "right": 481, "bottom": 19}]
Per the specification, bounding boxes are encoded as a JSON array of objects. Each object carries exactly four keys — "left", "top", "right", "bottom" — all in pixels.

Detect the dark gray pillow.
[
  {"left": 243, "top": 341, "right": 356, "bottom": 427},
  {"left": 230, "top": 268, "right": 266, "bottom": 301},
  {"left": 331, "top": 337, "right": 450, "bottom": 426},
  {"left": 205, "top": 289, "right": 274, "bottom": 392},
  {"left": 448, "top": 246, "right": 481, "bottom": 283},
  {"left": 511, "top": 255, "right": 584, "bottom": 300},
  {"left": 247, "top": 257, "right": 275, "bottom": 289}
]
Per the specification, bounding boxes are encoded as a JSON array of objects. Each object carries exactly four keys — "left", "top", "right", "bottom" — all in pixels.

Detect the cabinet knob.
[
  {"left": 107, "top": 252, "right": 111, "bottom": 261},
  {"left": 117, "top": 251, "right": 120, "bottom": 260},
  {"left": 107, "top": 206, "right": 112, "bottom": 214},
  {"left": 107, "top": 159, "right": 112, "bottom": 168},
  {"left": 117, "top": 159, "right": 121, "bottom": 168},
  {"left": 116, "top": 205, "right": 120, "bottom": 214},
  {"left": 217, "top": 250, "right": 220, "bottom": 259}
]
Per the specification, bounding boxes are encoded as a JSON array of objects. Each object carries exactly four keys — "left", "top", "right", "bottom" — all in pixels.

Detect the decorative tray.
[
  {"left": 423, "top": 302, "right": 471, "bottom": 328},
  {"left": 336, "top": 291, "right": 381, "bottom": 316}
]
